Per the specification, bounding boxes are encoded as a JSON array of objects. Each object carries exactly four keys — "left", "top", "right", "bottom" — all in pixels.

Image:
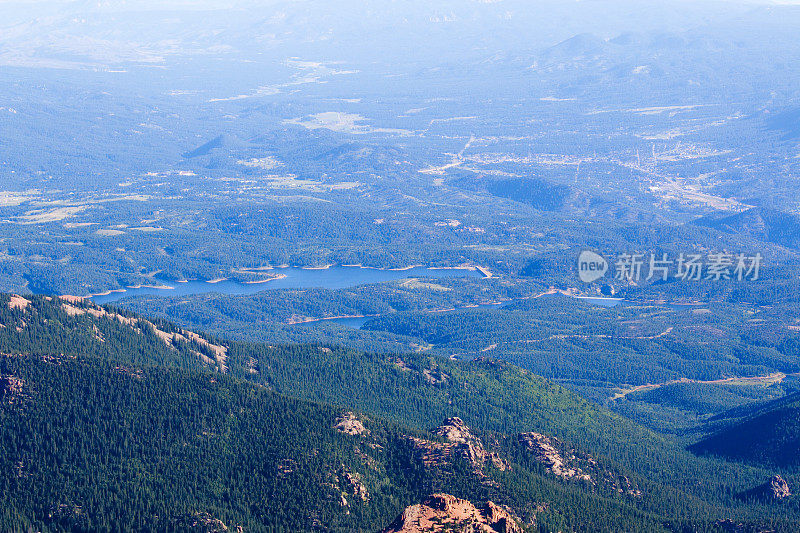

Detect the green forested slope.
[
  {"left": 690, "top": 393, "right": 800, "bottom": 471},
  {"left": 0, "top": 354, "right": 419, "bottom": 531},
  {"left": 0, "top": 294, "right": 797, "bottom": 531},
  {"left": 0, "top": 353, "right": 685, "bottom": 533}
]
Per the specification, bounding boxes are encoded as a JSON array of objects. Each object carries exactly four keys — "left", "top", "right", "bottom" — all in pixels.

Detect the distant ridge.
[
  {"left": 693, "top": 207, "right": 800, "bottom": 250},
  {"left": 689, "top": 393, "right": 800, "bottom": 469}
]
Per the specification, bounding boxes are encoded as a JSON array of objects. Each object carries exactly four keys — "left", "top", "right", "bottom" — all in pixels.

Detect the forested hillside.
[
  {"left": 1, "top": 293, "right": 798, "bottom": 531},
  {"left": 690, "top": 393, "right": 800, "bottom": 471},
  {"left": 122, "top": 286, "right": 800, "bottom": 435},
  {"left": 3, "top": 352, "right": 709, "bottom": 532},
  {"left": 1, "top": 354, "right": 420, "bottom": 531}
]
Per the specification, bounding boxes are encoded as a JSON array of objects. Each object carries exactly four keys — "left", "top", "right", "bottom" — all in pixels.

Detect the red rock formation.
[{"left": 381, "top": 494, "right": 524, "bottom": 533}]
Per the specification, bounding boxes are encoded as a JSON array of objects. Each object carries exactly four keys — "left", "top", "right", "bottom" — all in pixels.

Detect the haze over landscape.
[{"left": 1, "top": 0, "right": 800, "bottom": 531}]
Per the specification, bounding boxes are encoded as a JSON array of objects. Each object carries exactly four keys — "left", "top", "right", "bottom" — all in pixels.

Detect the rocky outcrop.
[
  {"left": 0, "top": 374, "right": 25, "bottom": 404},
  {"left": 381, "top": 494, "right": 524, "bottom": 533},
  {"left": 7, "top": 295, "right": 30, "bottom": 311},
  {"left": 409, "top": 418, "right": 509, "bottom": 478},
  {"left": 738, "top": 475, "right": 792, "bottom": 501},
  {"left": 518, "top": 432, "right": 591, "bottom": 482},
  {"left": 325, "top": 465, "right": 371, "bottom": 509},
  {"left": 423, "top": 368, "right": 449, "bottom": 384},
  {"left": 343, "top": 469, "right": 369, "bottom": 502},
  {"left": 177, "top": 512, "right": 242, "bottom": 533},
  {"left": 392, "top": 357, "right": 412, "bottom": 372},
  {"left": 334, "top": 412, "right": 369, "bottom": 436},
  {"left": 434, "top": 417, "right": 490, "bottom": 469},
  {"left": 518, "top": 432, "right": 641, "bottom": 496}
]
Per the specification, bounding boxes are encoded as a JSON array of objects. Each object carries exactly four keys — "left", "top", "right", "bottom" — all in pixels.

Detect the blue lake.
[
  {"left": 90, "top": 266, "right": 484, "bottom": 304},
  {"left": 574, "top": 296, "right": 625, "bottom": 308}
]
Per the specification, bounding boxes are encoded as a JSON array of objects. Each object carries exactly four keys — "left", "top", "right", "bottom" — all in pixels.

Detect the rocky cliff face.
[
  {"left": 381, "top": 493, "right": 524, "bottom": 533},
  {"left": 407, "top": 417, "right": 509, "bottom": 480}
]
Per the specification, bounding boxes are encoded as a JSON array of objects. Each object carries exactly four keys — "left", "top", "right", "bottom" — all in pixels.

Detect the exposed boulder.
[{"left": 381, "top": 493, "right": 524, "bottom": 533}]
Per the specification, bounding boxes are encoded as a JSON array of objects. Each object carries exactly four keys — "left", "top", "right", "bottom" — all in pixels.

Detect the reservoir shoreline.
[{"left": 86, "top": 264, "right": 487, "bottom": 304}]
